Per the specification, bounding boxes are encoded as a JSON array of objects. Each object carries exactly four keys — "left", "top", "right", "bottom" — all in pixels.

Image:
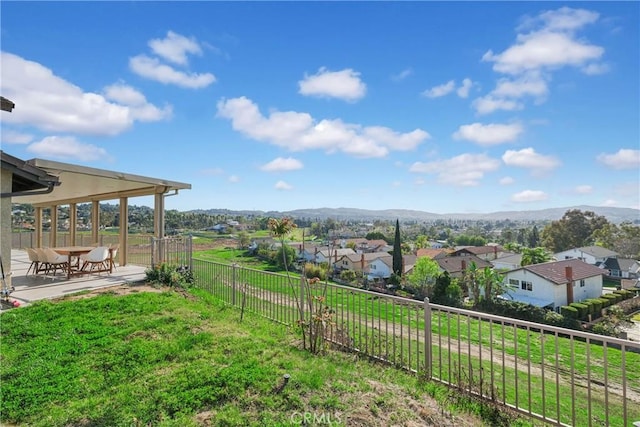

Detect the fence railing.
[
  {"left": 11, "top": 232, "right": 192, "bottom": 269},
  {"left": 192, "top": 259, "right": 640, "bottom": 427}
]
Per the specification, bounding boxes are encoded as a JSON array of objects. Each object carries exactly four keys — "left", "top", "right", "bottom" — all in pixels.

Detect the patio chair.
[
  {"left": 42, "top": 247, "right": 69, "bottom": 277},
  {"left": 35, "top": 248, "right": 51, "bottom": 275},
  {"left": 108, "top": 243, "right": 119, "bottom": 271},
  {"left": 25, "top": 248, "right": 40, "bottom": 275},
  {"left": 80, "top": 246, "right": 111, "bottom": 273}
]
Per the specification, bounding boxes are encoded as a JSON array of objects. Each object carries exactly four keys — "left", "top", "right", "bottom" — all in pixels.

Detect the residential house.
[
  {"left": 600, "top": 257, "right": 640, "bottom": 279},
  {"left": 402, "top": 254, "right": 418, "bottom": 275},
  {"left": 451, "top": 245, "right": 505, "bottom": 261},
  {"left": 501, "top": 259, "right": 605, "bottom": 309},
  {"left": 491, "top": 253, "right": 522, "bottom": 271},
  {"left": 368, "top": 255, "right": 393, "bottom": 280},
  {"left": 436, "top": 255, "right": 492, "bottom": 279},
  {"left": 554, "top": 246, "right": 618, "bottom": 265},
  {"left": 316, "top": 248, "right": 356, "bottom": 269},
  {"left": 336, "top": 252, "right": 391, "bottom": 275},
  {"left": 416, "top": 248, "right": 448, "bottom": 260}
]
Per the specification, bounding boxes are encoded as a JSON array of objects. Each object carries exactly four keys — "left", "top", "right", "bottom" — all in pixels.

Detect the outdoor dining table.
[{"left": 53, "top": 246, "right": 111, "bottom": 280}]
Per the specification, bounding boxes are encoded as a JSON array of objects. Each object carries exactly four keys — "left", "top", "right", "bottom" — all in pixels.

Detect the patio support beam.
[
  {"left": 119, "top": 197, "right": 128, "bottom": 266},
  {"left": 50, "top": 205, "right": 58, "bottom": 247},
  {"left": 69, "top": 202, "right": 77, "bottom": 246},
  {"left": 91, "top": 201, "right": 99, "bottom": 245},
  {"left": 154, "top": 190, "right": 165, "bottom": 240},
  {"left": 34, "top": 207, "right": 43, "bottom": 248}
]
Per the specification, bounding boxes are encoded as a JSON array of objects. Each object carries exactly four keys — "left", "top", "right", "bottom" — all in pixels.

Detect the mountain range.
[{"left": 189, "top": 205, "right": 639, "bottom": 224}]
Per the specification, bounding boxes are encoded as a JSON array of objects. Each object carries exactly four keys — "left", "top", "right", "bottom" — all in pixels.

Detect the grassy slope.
[{"left": 0, "top": 288, "right": 527, "bottom": 427}]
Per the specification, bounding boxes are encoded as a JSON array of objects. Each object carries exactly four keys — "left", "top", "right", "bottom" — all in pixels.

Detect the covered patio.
[
  {"left": 1, "top": 151, "right": 191, "bottom": 298},
  {"left": 8, "top": 248, "right": 147, "bottom": 307}
]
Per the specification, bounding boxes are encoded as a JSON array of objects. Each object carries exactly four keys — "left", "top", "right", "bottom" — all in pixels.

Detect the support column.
[
  {"left": 0, "top": 169, "right": 11, "bottom": 288},
  {"left": 154, "top": 192, "right": 165, "bottom": 239},
  {"left": 91, "top": 201, "right": 99, "bottom": 245},
  {"left": 34, "top": 207, "right": 43, "bottom": 248},
  {"left": 119, "top": 197, "right": 128, "bottom": 266},
  {"left": 154, "top": 191, "right": 165, "bottom": 264},
  {"left": 50, "top": 205, "right": 58, "bottom": 247},
  {"left": 69, "top": 203, "right": 77, "bottom": 246}
]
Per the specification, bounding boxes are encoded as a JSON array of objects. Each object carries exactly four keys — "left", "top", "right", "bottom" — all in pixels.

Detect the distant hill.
[{"left": 189, "top": 205, "right": 640, "bottom": 224}]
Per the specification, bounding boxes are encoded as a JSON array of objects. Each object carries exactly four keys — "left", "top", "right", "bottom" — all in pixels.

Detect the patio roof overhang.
[{"left": 9, "top": 157, "right": 191, "bottom": 207}]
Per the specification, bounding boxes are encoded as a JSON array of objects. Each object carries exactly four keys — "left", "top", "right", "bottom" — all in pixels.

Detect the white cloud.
[
  {"left": 476, "top": 7, "right": 606, "bottom": 115},
  {"left": 216, "top": 96, "right": 429, "bottom": 158},
  {"left": 298, "top": 67, "right": 366, "bottom": 102},
  {"left": 129, "top": 55, "right": 216, "bottom": 89},
  {"left": 148, "top": 31, "right": 203, "bottom": 65},
  {"left": 499, "top": 176, "right": 515, "bottom": 185},
  {"left": 260, "top": 157, "right": 304, "bottom": 172},
  {"left": 27, "top": 136, "right": 109, "bottom": 162},
  {"left": 575, "top": 185, "right": 593, "bottom": 194},
  {"left": 104, "top": 82, "right": 172, "bottom": 121},
  {"left": 1, "top": 129, "right": 33, "bottom": 144},
  {"left": 510, "top": 190, "right": 549, "bottom": 202},
  {"left": 422, "top": 80, "right": 455, "bottom": 98},
  {"left": 482, "top": 31, "right": 604, "bottom": 75},
  {"left": 391, "top": 68, "right": 413, "bottom": 82},
  {"left": 518, "top": 7, "right": 599, "bottom": 33},
  {"left": 200, "top": 168, "right": 225, "bottom": 176},
  {"left": 0, "top": 52, "right": 173, "bottom": 136},
  {"left": 472, "top": 96, "right": 524, "bottom": 115},
  {"left": 457, "top": 78, "right": 473, "bottom": 98},
  {"left": 581, "top": 63, "right": 610, "bottom": 75},
  {"left": 275, "top": 180, "right": 293, "bottom": 190},
  {"left": 502, "top": 147, "right": 561, "bottom": 175},
  {"left": 228, "top": 175, "right": 240, "bottom": 183},
  {"left": 453, "top": 122, "right": 523, "bottom": 146},
  {"left": 491, "top": 74, "right": 548, "bottom": 99},
  {"left": 597, "top": 149, "right": 640, "bottom": 170},
  {"left": 409, "top": 153, "right": 500, "bottom": 186},
  {"left": 601, "top": 199, "right": 618, "bottom": 207}
]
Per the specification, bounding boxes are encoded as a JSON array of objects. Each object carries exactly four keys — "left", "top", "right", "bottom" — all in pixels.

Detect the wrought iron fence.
[{"left": 191, "top": 258, "right": 640, "bottom": 427}]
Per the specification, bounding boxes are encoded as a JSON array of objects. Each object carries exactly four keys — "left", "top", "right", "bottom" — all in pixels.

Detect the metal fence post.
[
  {"left": 299, "top": 274, "right": 305, "bottom": 324},
  {"left": 424, "top": 297, "right": 432, "bottom": 379},
  {"left": 232, "top": 263, "right": 237, "bottom": 306}
]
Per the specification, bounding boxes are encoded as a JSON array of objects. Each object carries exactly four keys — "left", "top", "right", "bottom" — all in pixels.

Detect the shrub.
[
  {"left": 585, "top": 299, "right": 604, "bottom": 318},
  {"left": 570, "top": 303, "right": 588, "bottom": 319},
  {"left": 614, "top": 289, "right": 633, "bottom": 300},
  {"left": 581, "top": 300, "right": 595, "bottom": 316},
  {"left": 339, "top": 269, "right": 357, "bottom": 283},
  {"left": 145, "top": 263, "right": 194, "bottom": 288},
  {"left": 601, "top": 294, "right": 618, "bottom": 305},
  {"left": 561, "top": 305, "right": 578, "bottom": 319},
  {"left": 304, "top": 263, "right": 327, "bottom": 281}
]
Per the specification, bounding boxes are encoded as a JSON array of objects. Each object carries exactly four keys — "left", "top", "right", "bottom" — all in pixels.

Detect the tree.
[
  {"left": 366, "top": 231, "right": 389, "bottom": 243},
  {"left": 415, "top": 235, "right": 429, "bottom": 250},
  {"left": 431, "top": 272, "right": 462, "bottom": 307},
  {"left": 528, "top": 225, "right": 540, "bottom": 248},
  {"left": 406, "top": 257, "right": 440, "bottom": 299},
  {"left": 392, "top": 219, "right": 402, "bottom": 276},
  {"left": 237, "top": 231, "right": 250, "bottom": 249},
  {"left": 521, "top": 247, "right": 552, "bottom": 266},
  {"left": 541, "top": 209, "right": 610, "bottom": 252}
]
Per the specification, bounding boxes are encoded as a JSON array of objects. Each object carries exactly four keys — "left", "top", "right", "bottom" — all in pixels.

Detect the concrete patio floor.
[{"left": 3, "top": 249, "right": 147, "bottom": 308}]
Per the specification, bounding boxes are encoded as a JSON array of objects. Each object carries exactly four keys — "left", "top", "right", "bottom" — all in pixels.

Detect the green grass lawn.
[{"left": 0, "top": 287, "right": 529, "bottom": 427}]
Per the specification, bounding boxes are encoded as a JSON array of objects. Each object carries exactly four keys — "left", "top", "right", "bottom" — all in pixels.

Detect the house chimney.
[
  {"left": 565, "top": 265, "right": 574, "bottom": 305},
  {"left": 461, "top": 259, "right": 467, "bottom": 271},
  {"left": 494, "top": 245, "right": 498, "bottom": 260},
  {"left": 361, "top": 253, "right": 365, "bottom": 271}
]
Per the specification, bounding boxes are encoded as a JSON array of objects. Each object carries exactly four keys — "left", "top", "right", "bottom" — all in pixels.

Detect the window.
[
  {"left": 509, "top": 279, "right": 519, "bottom": 287},
  {"left": 580, "top": 279, "right": 585, "bottom": 287},
  {"left": 521, "top": 281, "right": 533, "bottom": 291}
]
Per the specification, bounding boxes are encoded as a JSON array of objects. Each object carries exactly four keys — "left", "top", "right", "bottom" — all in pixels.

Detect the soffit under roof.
[{"left": 13, "top": 158, "right": 191, "bottom": 207}]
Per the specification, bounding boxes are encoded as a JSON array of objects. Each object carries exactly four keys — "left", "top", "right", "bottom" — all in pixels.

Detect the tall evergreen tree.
[{"left": 393, "top": 219, "right": 402, "bottom": 276}]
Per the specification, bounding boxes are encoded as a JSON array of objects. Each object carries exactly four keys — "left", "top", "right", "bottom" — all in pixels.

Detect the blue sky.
[{"left": 1, "top": 2, "right": 639, "bottom": 214}]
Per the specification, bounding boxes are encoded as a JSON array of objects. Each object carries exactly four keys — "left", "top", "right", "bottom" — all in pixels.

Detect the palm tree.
[{"left": 521, "top": 247, "right": 552, "bottom": 266}]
